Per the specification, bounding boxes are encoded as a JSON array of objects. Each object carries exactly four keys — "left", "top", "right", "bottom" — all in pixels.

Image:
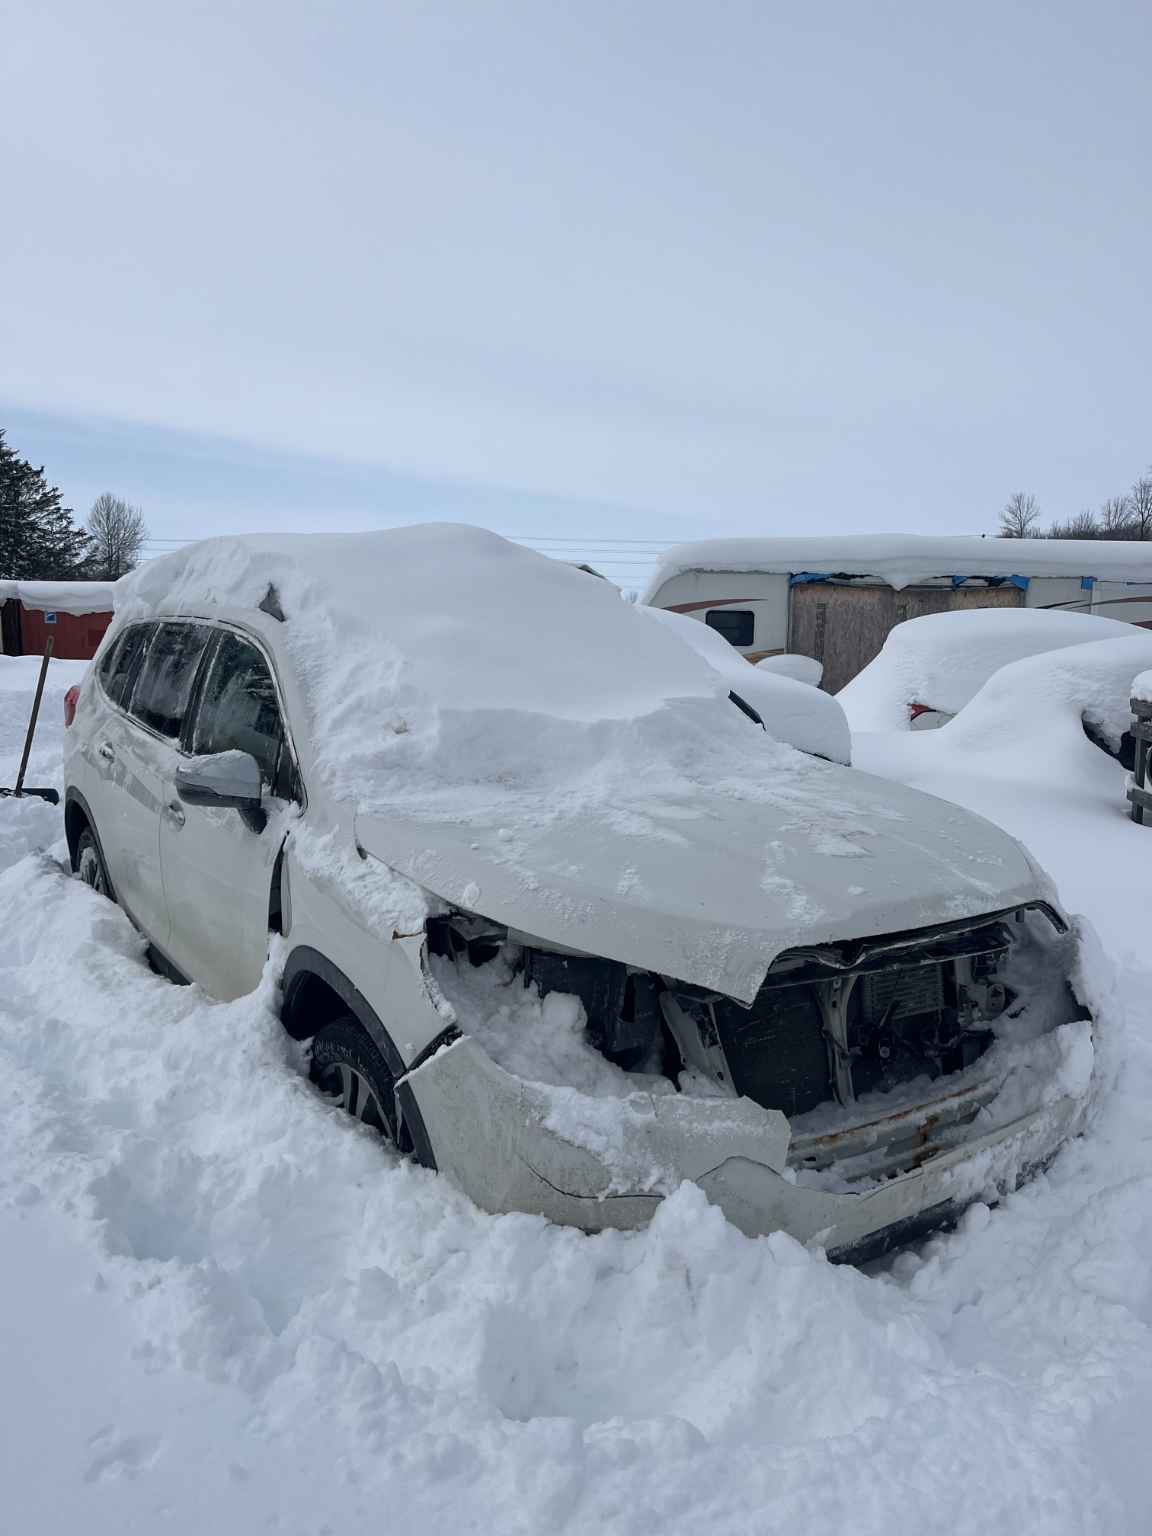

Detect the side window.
[
  {"left": 99, "top": 623, "right": 153, "bottom": 709},
  {"left": 129, "top": 622, "right": 212, "bottom": 739},
  {"left": 705, "top": 609, "right": 755, "bottom": 647},
  {"left": 190, "top": 632, "right": 288, "bottom": 792}
]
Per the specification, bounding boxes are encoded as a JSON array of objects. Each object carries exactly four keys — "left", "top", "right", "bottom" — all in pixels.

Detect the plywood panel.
[{"left": 789, "top": 582, "right": 1025, "bottom": 692}]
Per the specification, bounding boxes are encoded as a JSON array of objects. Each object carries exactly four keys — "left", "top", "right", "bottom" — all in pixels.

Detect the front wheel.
[
  {"left": 309, "top": 1016, "right": 413, "bottom": 1154},
  {"left": 74, "top": 826, "right": 113, "bottom": 901}
]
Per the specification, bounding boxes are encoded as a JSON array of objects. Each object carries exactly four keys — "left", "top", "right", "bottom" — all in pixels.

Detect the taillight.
[
  {"left": 63, "top": 686, "right": 80, "bottom": 728},
  {"left": 908, "top": 702, "right": 933, "bottom": 721}
]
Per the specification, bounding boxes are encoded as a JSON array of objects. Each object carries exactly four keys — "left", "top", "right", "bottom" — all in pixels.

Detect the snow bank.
[
  {"left": 838, "top": 608, "right": 1134, "bottom": 732},
  {"left": 5, "top": 654, "right": 1152, "bottom": 1529},
  {"left": 639, "top": 605, "right": 849, "bottom": 762},
  {"left": 644, "top": 533, "right": 1152, "bottom": 597},
  {"left": 0, "top": 578, "right": 116, "bottom": 615}
]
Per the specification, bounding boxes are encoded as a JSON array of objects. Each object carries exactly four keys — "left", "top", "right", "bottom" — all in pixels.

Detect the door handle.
[
  {"left": 165, "top": 800, "right": 186, "bottom": 827},
  {"left": 97, "top": 741, "right": 116, "bottom": 762}
]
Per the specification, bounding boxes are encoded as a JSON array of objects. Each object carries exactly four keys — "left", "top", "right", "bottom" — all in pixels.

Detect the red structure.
[{"left": 0, "top": 581, "right": 116, "bottom": 661}]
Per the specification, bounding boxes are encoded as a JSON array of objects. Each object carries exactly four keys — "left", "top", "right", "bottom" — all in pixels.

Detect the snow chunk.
[
  {"left": 1132, "top": 669, "right": 1152, "bottom": 705},
  {"left": 756, "top": 652, "right": 824, "bottom": 687},
  {"left": 430, "top": 949, "right": 673, "bottom": 1099}
]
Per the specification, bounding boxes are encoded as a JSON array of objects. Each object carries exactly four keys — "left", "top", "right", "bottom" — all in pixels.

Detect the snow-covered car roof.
[
  {"left": 643, "top": 534, "right": 1152, "bottom": 597},
  {"left": 838, "top": 609, "right": 1136, "bottom": 732},
  {"left": 639, "top": 604, "right": 850, "bottom": 763},
  {"left": 119, "top": 526, "right": 1049, "bottom": 1002},
  {"left": 0, "top": 578, "right": 116, "bottom": 615},
  {"left": 945, "top": 632, "right": 1152, "bottom": 760}
]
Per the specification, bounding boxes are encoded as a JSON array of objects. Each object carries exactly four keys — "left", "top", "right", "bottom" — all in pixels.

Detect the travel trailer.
[{"left": 642, "top": 535, "right": 1152, "bottom": 692}]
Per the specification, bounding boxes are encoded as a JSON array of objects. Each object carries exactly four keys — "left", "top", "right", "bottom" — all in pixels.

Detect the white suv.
[{"left": 64, "top": 525, "right": 1092, "bottom": 1262}]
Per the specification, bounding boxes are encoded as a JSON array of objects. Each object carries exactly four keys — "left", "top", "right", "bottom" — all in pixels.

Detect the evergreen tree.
[{"left": 0, "top": 428, "right": 90, "bottom": 578}]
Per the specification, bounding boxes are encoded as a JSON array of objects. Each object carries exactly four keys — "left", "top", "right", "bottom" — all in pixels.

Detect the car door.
[
  {"left": 77, "top": 621, "right": 154, "bottom": 894},
  {"left": 159, "top": 627, "right": 299, "bottom": 999},
  {"left": 106, "top": 620, "right": 214, "bottom": 953}
]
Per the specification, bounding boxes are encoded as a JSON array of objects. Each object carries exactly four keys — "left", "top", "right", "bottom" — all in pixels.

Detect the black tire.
[
  {"left": 310, "top": 1015, "right": 414, "bottom": 1154},
  {"left": 74, "top": 826, "right": 113, "bottom": 901}
]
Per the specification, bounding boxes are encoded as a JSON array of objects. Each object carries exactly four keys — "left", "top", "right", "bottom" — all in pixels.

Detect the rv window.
[{"left": 705, "top": 609, "right": 754, "bottom": 647}]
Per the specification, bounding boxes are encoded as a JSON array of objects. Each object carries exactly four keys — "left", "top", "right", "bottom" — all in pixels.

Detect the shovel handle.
[{"left": 13, "top": 638, "right": 54, "bottom": 797}]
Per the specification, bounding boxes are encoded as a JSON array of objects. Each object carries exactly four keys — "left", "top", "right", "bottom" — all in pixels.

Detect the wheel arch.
[
  {"left": 64, "top": 788, "right": 119, "bottom": 904},
  {"left": 63, "top": 786, "right": 94, "bottom": 864},
  {"left": 280, "top": 944, "right": 440, "bottom": 1170}
]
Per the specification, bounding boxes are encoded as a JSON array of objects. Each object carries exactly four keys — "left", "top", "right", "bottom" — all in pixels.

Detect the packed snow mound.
[
  {"left": 644, "top": 533, "right": 1152, "bottom": 597},
  {"left": 838, "top": 608, "right": 1134, "bottom": 732},
  {"left": 639, "top": 605, "right": 849, "bottom": 762},
  {"left": 119, "top": 525, "right": 846, "bottom": 816},
  {"left": 1133, "top": 669, "right": 1152, "bottom": 705},
  {"left": 756, "top": 652, "right": 824, "bottom": 687}
]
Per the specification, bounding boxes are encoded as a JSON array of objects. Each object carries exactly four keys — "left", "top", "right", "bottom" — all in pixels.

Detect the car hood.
[{"left": 355, "top": 762, "right": 1045, "bottom": 1005}]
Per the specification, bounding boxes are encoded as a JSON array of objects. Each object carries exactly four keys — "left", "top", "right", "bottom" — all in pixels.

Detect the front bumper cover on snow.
[{"left": 402, "top": 1033, "right": 1088, "bottom": 1261}]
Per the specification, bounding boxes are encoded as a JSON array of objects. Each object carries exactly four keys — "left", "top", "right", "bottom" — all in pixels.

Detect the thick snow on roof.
[
  {"left": 838, "top": 608, "right": 1135, "bottom": 732},
  {"left": 120, "top": 525, "right": 825, "bottom": 822},
  {"left": 120, "top": 525, "right": 725, "bottom": 720},
  {"left": 0, "top": 578, "right": 116, "bottom": 615},
  {"left": 644, "top": 534, "right": 1152, "bottom": 595}
]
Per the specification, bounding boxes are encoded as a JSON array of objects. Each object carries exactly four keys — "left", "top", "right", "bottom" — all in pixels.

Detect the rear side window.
[
  {"left": 129, "top": 622, "right": 212, "bottom": 739},
  {"left": 705, "top": 609, "right": 755, "bottom": 647},
  {"left": 191, "top": 632, "right": 288, "bottom": 792},
  {"left": 99, "top": 624, "right": 152, "bottom": 709}
]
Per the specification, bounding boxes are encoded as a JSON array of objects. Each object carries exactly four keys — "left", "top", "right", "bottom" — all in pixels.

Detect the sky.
[{"left": 2, "top": 0, "right": 1150, "bottom": 589}]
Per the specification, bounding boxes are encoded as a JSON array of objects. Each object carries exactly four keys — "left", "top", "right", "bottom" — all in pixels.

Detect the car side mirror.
[{"left": 175, "top": 750, "right": 263, "bottom": 812}]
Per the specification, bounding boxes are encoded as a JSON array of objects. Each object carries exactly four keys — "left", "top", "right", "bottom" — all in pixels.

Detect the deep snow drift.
[{"left": 5, "top": 656, "right": 1152, "bottom": 1532}]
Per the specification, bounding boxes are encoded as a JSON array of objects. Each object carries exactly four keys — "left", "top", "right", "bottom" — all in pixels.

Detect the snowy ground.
[{"left": 4, "top": 657, "right": 1152, "bottom": 1533}]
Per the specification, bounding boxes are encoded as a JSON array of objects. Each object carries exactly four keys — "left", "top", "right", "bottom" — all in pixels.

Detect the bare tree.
[
  {"left": 85, "top": 493, "right": 147, "bottom": 579},
  {"left": 1099, "top": 495, "right": 1134, "bottom": 539},
  {"left": 1049, "top": 509, "right": 1101, "bottom": 539},
  {"left": 1128, "top": 471, "right": 1152, "bottom": 540},
  {"left": 999, "top": 491, "right": 1041, "bottom": 538}
]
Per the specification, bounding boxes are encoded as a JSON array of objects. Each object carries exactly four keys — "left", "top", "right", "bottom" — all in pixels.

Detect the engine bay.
[{"left": 425, "top": 904, "right": 1070, "bottom": 1126}]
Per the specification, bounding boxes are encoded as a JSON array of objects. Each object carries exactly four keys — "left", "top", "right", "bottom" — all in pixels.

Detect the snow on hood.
[
  {"left": 638, "top": 605, "right": 850, "bottom": 763},
  {"left": 643, "top": 533, "right": 1152, "bottom": 597},
  {"left": 122, "top": 526, "right": 1047, "bottom": 1002},
  {"left": 838, "top": 608, "right": 1136, "bottom": 732},
  {"left": 356, "top": 742, "right": 1046, "bottom": 1004}
]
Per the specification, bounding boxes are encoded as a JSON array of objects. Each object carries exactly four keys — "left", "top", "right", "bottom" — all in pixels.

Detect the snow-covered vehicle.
[
  {"left": 838, "top": 608, "right": 1135, "bottom": 733},
  {"left": 62, "top": 526, "right": 1092, "bottom": 1262}
]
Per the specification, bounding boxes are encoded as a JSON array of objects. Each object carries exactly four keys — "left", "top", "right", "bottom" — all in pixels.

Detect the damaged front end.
[{"left": 405, "top": 903, "right": 1093, "bottom": 1261}]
